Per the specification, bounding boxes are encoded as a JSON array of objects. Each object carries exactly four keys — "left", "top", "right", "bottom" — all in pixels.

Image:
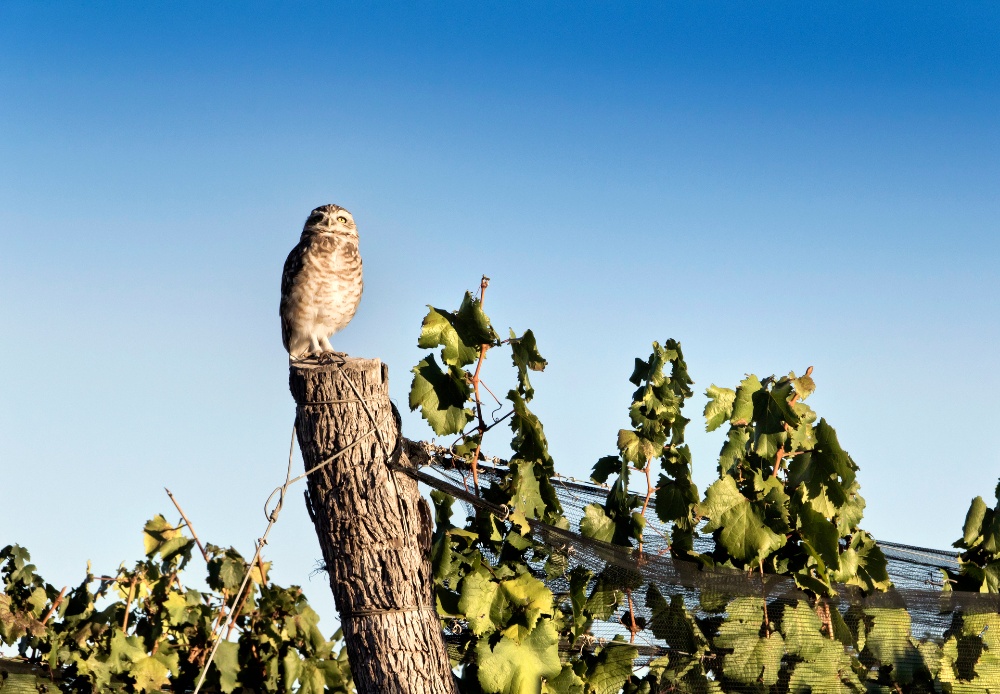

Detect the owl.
[{"left": 280, "top": 204, "right": 364, "bottom": 361}]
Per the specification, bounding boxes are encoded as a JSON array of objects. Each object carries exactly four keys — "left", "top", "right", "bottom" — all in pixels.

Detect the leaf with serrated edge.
[
  {"left": 417, "top": 306, "right": 481, "bottom": 367},
  {"left": 409, "top": 355, "right": 474, "bottom": 435},
  {"left": 580, "top": 504, "right": 616, "bottom": 543},
  {"left": 731, "top": 375, "right": 762, "bottom": 425},
  {"left": 510, "top": 328, "right": 546, "bottom": 400},
  {"left": 585, "top": 641, "right": 638, "bottom": 694},
  {"left": 962, "top": 496, "right": 988, "bottom": 547},
  {"left": 713, "top": 598, "right": 783, "bottom": 686},
  {"left": 704, "top": 385, "right": 736, "bottom": 432},
  {"left": 700, "top": 477, "right": 785, "bottom": 564},
  {"left": 476, "top": 619, "right": 561, "bottom": 694},
  {"left": 213, "top": 640, "right": 240, "bottom": 693}
]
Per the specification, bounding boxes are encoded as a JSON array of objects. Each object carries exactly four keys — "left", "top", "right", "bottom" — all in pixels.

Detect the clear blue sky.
[{"left": 2, "top": 2, "right": 998, "bottom": 630}]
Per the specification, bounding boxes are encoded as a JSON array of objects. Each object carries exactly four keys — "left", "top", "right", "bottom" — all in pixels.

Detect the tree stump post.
[{"left": 289, "top": 357, "right": 456, "bottom": 694}]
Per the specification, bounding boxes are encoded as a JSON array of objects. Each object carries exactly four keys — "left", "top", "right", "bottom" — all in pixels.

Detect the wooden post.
[{"left": 289, "top": 357, "right": 457, "bottom": 694}]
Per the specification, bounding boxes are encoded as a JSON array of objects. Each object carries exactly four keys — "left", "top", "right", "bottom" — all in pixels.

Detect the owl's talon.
[{"left": 316, "top": 351, "right": 347, "bottom": 365}]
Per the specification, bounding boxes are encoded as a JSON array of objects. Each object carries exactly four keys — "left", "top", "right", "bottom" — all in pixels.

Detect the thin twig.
[
  {"left": 225, "top": 584, "right": 254, "bottom": 639},
  {"left": 468, "top": 275, "right": 492, "bottom": 496},
  {"left": 481, "top": 409, "right": 514, "bottom": 434},
  {"left": 640, "top": 462, "right": 657, "bottom": 518},
  {"left": 772, "top": 445, "right": 785, "bottom": 478},
  {"left": 479, "top": 379, "right": 503, "bottom": 407},
  {"left": 122, "top": 577, "right": 137, "bottom": 632},
  {"left": 165, "top": 487, "right": 210, "bottom": 563},
  {"left": 40, "top": 587, "right": 67, "bottom": 626},
  {"left": 759, "top": 558, "right": 770, "bottom": 637},
  {"left": 625, "top": 590, "right": 638, "bottom": 644}
]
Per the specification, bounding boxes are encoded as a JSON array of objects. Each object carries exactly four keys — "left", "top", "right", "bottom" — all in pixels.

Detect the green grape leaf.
[
  {"left": 299, "top": 660, "right": 330, "bottom": 694},
  {"left": 961, "top": 496, "right": 988, "bottom": 547},
  {"left": 163, "top": 590, "right": 195, "bottom": 626},
  {"left": 586, "top": 572, "right": 622, "bottom": 621},
  {"left": 731, "top": 375, "right": 762, "bottom": 425},
  {"left": 207, "top": 549, "right": 247, "bottom": 593},
  {"left": 865, "top": 608, "right": 923, "bottom": 685},
  {"left": 580, "top": 504, "right": 616, "bottom": 543},
  {"left": 409, "top": 355, "right": 474, "bottom": 435},
  {"left": 654, "top": 474, "right": 698, "bottom": 525},
  {"left": 499, "top": 571, "right": 555, "bottom": 642},
  {"left": 214, "top": 639, "right": 240, "bottom": 693},
  {"left": 704, "top": 385, "right": 736, "bottom": 432},
  {"left": 142, "top": 515, "right": 192, "bottom": 562},
  {"left": 755, "top": 473, "right": 791, "bottom": 532},
  {"left": 108, "top": 631, "right": 147, "bottom": 673},
  {"left": 591, "top": 455, "right": 621, "bottom": 485},
  {"left": 455, "top": 291, "right": 499, "bottom": 344},
  {"left": 782, "top": 600, "right": 864, "bottom": 694},
  {"left": 699, "top": 477, "right": 786, "bottom": 565},
  {"left": 618, "top": 429, "right": 658, "bottom": 466},
  {"left": 961, "top": 612, "right": 1000, "bottom": 685},
  {"left": 511, "top": 461, "right": 546, "bottom": 520},
  {"left": 459, "top": 568, "right": 553, "bottom": 639},
  {"left": 718, "top": 428, "right": 750, "bottom": 476},
  {"left": 131, "top": 655, "right": 173, "bottom": 693},
  {"left": 542, "top": 664, "right": 586, "bottom": 693},
  {"left": 418, "top": 306, "right": 481, "bottom": 368},
  {"left": 713, "top": 598, "right": 783, "bottom": 686},
  {"left": 796, "top": 504, "right": 840, "bottom": 572},
  {"left": 788, "top": 420, "right": 817, "bottom": 451},
  {"left": 664, "top": 338, "right": 694, "bottom": 397},
  {"left": 585, "top": 641, "right": 639, "bottom": 694},
  {"left": 787, "top": 419, "right": 857, "bottom": 509},
  {"left": 418, "top": 293, "right": 496, "bottom": 367},
  {"left": 780, "top": 600, "right": 826, "bottom": 659},
  {"left": 785, "top": 644, "right": 862, "bottom": 693},
  {"left": 283, "top": 650, "right": 304, "bottom": 690},
  {"left": 510, "top": 328, "right": 546, "bottom": 400},
  {"left": 835, "top": 482, "right": 866, "bottom": 535},
  {"left": 567, "top": 567, "right": 593, "bottom": 642},
  {"left": 646, "top": 586, "right": 709, "bottom": 654},
  {"left": 508, "top": 389, "right": 555, "bottom": 473},
  {"left": 850, "top": 530, "right": 892, "bottom": 592},
  {"left": 754, "top": 431, "right": 786, "bottom": 460},
  {"left": 790, "top": 371, "right": 816, "bottom": 401},
  {"left": 476, "top": 619, "right": 561, "bottom": 694}
]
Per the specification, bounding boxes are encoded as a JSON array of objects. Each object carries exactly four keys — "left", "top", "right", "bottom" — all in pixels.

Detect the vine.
[
  {"left": 409, "top": 283, "right": 997, "bottom": 694},
  {"left": 0, "top": 514, "right": 352, "bottom": 692}
]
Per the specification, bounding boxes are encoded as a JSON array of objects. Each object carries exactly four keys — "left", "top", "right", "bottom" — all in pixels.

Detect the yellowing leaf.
[{"left": 476, "top": 620, "right": 561, "bottom": 694}]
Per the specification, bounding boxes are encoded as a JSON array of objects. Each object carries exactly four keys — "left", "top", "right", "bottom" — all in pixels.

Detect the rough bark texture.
[{"left": 289, "top": 357, "right": 457, "bottom": 694}]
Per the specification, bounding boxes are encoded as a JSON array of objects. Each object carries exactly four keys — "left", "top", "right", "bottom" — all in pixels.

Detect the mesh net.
[{"left": 405, "top": 461, "right": 1000, "bottom": 688}]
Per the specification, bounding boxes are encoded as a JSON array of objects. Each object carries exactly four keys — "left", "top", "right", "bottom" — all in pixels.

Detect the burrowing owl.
[{"left": 279, "top": 204, "right": 363, "bottom": 360}]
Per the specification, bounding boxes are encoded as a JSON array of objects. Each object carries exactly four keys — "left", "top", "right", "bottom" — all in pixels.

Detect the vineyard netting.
[{"left": 407, "top": 460, "right": 1000, "bottom": 692}]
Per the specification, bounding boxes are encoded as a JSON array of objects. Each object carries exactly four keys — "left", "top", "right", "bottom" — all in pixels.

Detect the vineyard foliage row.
[
  {"left": 1, "top": 285, "right": 999, "bottom": 693},
  {"left": 1, "top": 524, "right": 353, "bottom": 693},
  {"left": 407, "top": 287, "right": 1000, "bottom": 694}
]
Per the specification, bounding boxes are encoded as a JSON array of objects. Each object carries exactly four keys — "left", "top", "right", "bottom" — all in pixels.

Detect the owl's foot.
[{"left": 316, "top": 351, "right": 347, "bottom": 365}]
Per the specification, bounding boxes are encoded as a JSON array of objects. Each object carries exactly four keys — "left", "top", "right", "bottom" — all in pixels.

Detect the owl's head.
[{"left": 302, "top": 204, "right": 358, "bottom": 240}]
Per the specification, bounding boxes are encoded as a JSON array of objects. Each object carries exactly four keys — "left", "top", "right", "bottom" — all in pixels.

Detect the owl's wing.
[{"left": 279, "top": 241, "right": 307, "bottom": 353}]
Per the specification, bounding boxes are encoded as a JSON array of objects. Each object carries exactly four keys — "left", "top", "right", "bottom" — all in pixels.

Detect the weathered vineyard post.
[{"left": 289, "top": 357, "right": 457, "bottom": 694}]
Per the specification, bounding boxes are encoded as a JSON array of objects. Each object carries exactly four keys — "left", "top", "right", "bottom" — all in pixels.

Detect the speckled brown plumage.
[{"left": 280, "top": 204, "right": 364, "bottom": 360}]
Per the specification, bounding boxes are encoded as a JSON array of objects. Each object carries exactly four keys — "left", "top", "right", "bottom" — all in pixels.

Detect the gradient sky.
[{"left": 2, "top": 2, "right": 998, "bottom": 631}]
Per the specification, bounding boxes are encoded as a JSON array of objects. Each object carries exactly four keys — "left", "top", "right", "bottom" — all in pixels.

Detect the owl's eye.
[{"left": 337, "top": 216, "right": 348, "bottom": 224}]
